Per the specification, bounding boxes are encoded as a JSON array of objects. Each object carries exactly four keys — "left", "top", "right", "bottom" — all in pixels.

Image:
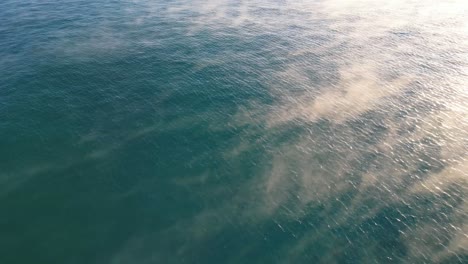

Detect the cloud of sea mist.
[
  {"left": 108, "top": 0, "right": 468, "bottom": 262},
  {"left": 229, "top": 0, "right": 468, "bottom": 260}
]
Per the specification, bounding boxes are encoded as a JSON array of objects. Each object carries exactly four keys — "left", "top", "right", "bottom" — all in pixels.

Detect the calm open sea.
[{"left": 1, "top": 0, "right": 467, "bottom": 263}]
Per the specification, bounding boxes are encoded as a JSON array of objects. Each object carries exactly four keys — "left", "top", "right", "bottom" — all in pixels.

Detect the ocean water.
[{"left": 1, "top": 0, "right": 467, "bottom": 263}]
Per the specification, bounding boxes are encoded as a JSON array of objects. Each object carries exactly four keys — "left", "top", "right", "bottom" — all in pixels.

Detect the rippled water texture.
[{"left": 1, "top": 0, "right": 467, "bottom": 263}]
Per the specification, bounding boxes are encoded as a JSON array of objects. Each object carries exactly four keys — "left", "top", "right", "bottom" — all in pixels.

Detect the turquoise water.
[{"left": 1, "top": 0, "right": 467, "bottom": 263}]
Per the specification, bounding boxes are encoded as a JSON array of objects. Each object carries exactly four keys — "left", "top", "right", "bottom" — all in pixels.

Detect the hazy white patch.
[
  {"left": 223, "top": 139, "right": 251, "bottom": 159},
  {"left": 268, "top": 63, "right": 412, "bottom": 125},
  {"left": 78, "top": 131, "right": 100, "bottom": 144},
  {"left": 411, "top": 161, "right": 467, "bottom": 195},
  {"left": 0, "top": 163, "right": 68, "bottom": 196},
  {"left": 260, "top": 154, "right": 293, "bottom": 215},
  {"left": 110, "top": 210, "right": 225, "bottom": 264},
  {"left": 231, "top": 1, "right": 249, "bottom": 26},
  {"left": 110, "top": 193, "right": 248, "bottom": 264},
  {"left": 171, "top": 172, "right": 210, "bottom": 187},
  {"left": 0, "top": 164, "right": 52, "bottom": 192},
  {"left": 87, "top": 148, "right": 114, "bottom": 160},
  {"left": 403, "top": 198, "right": 468, "bottom": 263}
]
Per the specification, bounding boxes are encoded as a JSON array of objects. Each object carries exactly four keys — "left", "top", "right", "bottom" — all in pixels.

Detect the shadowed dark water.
[{"left": 1, "top": 0, "right": 467, "bottom": 263}]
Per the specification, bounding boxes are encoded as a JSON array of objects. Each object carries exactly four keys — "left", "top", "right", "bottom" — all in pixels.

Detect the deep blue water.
[{"left": 1, "top": 0, "right": 467, "bottom": 263}]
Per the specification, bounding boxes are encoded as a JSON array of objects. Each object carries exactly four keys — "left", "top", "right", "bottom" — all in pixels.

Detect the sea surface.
[{"left": 1, "top": 0, "right": 467, "bottom": 263}]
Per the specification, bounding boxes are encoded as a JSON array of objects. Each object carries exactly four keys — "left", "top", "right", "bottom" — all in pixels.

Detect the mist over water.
[{"left": 1, "top": 0, "right": 467, "bottom": 263}]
